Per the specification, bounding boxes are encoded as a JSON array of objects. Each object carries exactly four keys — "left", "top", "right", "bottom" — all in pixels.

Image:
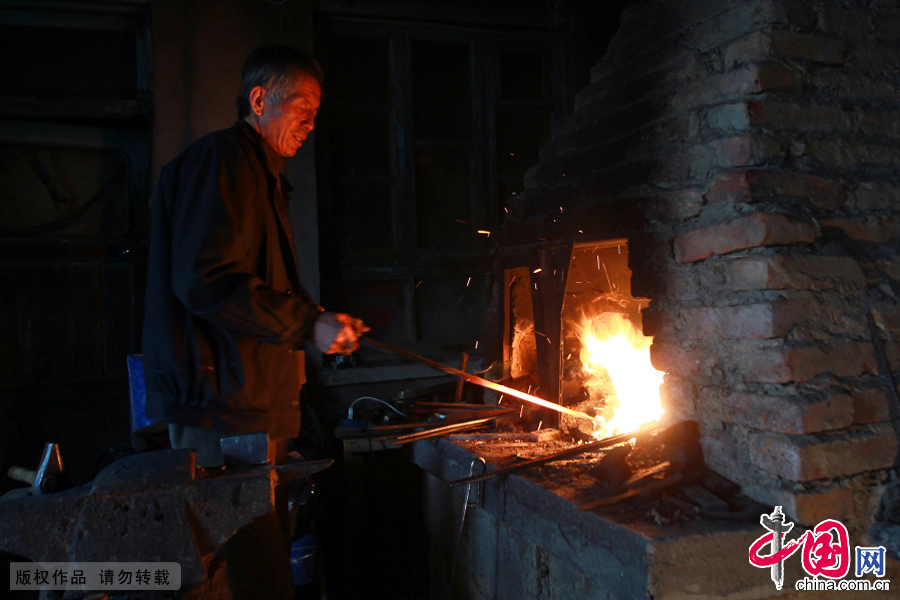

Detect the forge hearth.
[
  {"left": 485, "top": 0, "right": 900, "bottom": 555},
  {"left": 411, "top": 434, "right": 790, "bottom": 600}
]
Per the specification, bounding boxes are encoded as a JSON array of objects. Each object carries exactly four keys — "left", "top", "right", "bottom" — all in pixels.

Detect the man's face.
[{"left": 254, "top": 73, "right": 321, "bottom": 158}]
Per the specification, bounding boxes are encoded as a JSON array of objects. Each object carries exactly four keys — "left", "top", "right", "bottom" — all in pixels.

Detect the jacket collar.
[{"left": 235, "top": 120, "right": 286, "bottom": 177}]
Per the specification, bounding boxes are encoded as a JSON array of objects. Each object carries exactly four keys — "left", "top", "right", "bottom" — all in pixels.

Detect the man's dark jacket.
[{"left": 143, "top": 121, "right": 320, "bottom": 439}]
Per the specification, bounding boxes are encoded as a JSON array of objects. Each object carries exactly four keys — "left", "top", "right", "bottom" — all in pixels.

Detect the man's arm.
[{"left": 167, "top": 140, "right": 321, "bottom": 347}]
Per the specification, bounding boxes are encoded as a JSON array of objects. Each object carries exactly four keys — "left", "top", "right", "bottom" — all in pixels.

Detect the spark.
[
  {"left": 533, "top": 268, "right": 542, "bottom": 273},
  {"left": 559, "top": 206, "right": 564, "bottom": 212},
  {"left": 415, "top": 280, "right": 422, "bottom": 288},
  {"left": 455, "top": 219, "right": 468, "bottom": 224},
  {"left": 498, "top": 395, "right": 504, "bottom": 404},
  {"left": 566, "top": 353, "right": 572, "bottom": 360},
  {"left": 477, "top": 230, "right": 491, "bottom": 236},
  {"left": 537, "top": 421, "right": 543, "bottom": 430},
  {"left": 602, "top": 263, "right": 612, "bottom": 291},
  {"left": 475, "top": 340, "right": 479, "bottom": 349},
  {"left": 578, "top": 229, "right": 584, "bottom": 234},
  {"left": 466, "top": 277, "right": 472, "bottom": 286},
  {"left": 504, "top": 207, "right": 509, "bottom": 213},
  {"left": 597, "top": 255, "right": 600, "bottom": 270}
]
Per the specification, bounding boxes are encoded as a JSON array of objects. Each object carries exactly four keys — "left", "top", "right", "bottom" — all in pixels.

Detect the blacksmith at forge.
[{"left": 142, "top": 44, "right": 365, "bottom": 599}]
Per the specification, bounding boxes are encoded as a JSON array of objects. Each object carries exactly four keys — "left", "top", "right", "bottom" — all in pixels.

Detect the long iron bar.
[
  {"left": 382, "top": 411, "right": 514, "bottom": 445},
  {"left": 362, "top": 338, "right": 601, "bottom": 424},
  {"left": 447, "top": 426, "right": 659, "bottom": 487}
]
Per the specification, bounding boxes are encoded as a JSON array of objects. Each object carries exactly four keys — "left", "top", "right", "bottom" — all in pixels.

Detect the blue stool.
[{"left": 127, "top": 354, "right": 156, "bottom": 432}]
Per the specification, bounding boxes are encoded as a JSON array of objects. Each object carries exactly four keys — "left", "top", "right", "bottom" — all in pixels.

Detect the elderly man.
[{"left": 142, "top": 45, "right": 362, "bottom": 599}]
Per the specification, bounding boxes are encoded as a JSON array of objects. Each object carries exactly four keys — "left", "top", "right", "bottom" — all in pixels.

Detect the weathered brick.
[
  {"left": 786, "top": 487, "right": 856, "bottom": 526},
  {"left": 705, "top": 170, "right": 845, "bottom": 209},
  {"left": 714, "top": 134, "right": 783, "bottom": 168},
  {"left": 700, "top": 427, "right": 744, "bottom": 480},
  {"left": 722, "top": 391, "right": 854, "bottom": 434},
  {"left": 674, "top": 213, "right": 819, "bottom": 263},
  {"left": 820, "top": 217, "right": 900, "bottom": 243},
  {"left": 738, "top": 341, "right": 877, "bottom": 383},
  {"left": 720, "top": 28, "right": 847, "bottom": 67},
  {"left": 659, "top": 379, "right": 697, "bottom": 421},
  {"left": 748, "top": 100, "right": 853, "bottom": 132},
  {"left": 718, "top": 63, "right": 800, "bottom": 95},
  {"left": 726, "top": 255, "right": 865, "bottom": 291},
  {"left": 680, "top": 299, "right": 815, "bottom": 340},
  {"left": 803, "top": 139, "right": 900, "bottom": 170},
  {"left": 853, "top": 388, "right": 892, "bottom": 424},
  {"left": 850, "top": 182, "right": 900, "bottom": 212},
  {"left": 649, "top": 341, "right": 706, "bottom": 377},
  {"left": 770, "top": 29, "right": 848, "bottom": 65},
  {"left": 749, "top": 423, "right": 898, "bottom": 482},
  {"left": 872, "top": 303, "right": 900, "bottom": 333},
  {"left": 858, "top": 110, "right": 900, "bottom": 138},
  {"left": 817, "top": 7, "right": 874, "bottom": 39}
]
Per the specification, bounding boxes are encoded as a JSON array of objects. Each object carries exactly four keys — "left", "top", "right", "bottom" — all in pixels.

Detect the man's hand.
[{"left": 313, "top": 312, "right": 370, "bottom": 354}]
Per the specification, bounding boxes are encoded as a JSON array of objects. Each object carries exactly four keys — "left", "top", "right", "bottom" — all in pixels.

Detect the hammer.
[{"left": 7, "top": 442, "right": 66, "bottom": 495}]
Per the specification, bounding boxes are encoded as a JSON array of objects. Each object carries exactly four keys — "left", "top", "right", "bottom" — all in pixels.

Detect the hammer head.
[
  {"left": 33, "top": 443, "right": 65, "bottom": 495},
  {"left": 220, "top": 432, "right": 274, "bottom": 466}
]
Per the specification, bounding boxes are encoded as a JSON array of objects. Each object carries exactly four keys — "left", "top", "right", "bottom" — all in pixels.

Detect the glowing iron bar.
[{"left": 363, "top": 338, "right": 601, "bottom": 424}]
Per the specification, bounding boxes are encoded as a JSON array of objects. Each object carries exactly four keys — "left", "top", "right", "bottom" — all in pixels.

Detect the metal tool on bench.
[
  {"left": 6, "top": 442, "right": 66, "bottom": 495},
  {"left": 221, "top": 431, "right": 276, "bottom": 466}
]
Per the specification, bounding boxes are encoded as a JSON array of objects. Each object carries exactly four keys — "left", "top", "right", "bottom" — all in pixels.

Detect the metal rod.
[
  {"left": 447, "top": 426, "right": 659, "bottom": 487},
  {"left": 454, "top": 352, "right": 469, "bottom": 402},
  {"left": 383, "top": 412, "right": 513, "bottom": 445},
  {"left": 363, "top": 338, "right": 600, "bottom": 424}
]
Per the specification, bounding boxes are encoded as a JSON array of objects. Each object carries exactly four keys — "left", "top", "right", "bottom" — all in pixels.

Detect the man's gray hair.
[{"left": 237, "top": 44, "right": 324, "bottom": 119}]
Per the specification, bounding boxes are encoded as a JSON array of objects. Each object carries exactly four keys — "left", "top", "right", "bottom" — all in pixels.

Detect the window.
[{"left": 316, "top": 16, "right": 560, "bottom": 353}]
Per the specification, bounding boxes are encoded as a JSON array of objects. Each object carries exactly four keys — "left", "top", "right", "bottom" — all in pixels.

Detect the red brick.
[
  {"left": 746, "top": 100, "right": 853, "bottom": 133},
  {"left": 718, "top": 63, "right": 800, "bottom": 95},
  {"left": 739, "top": 341, "right": 877, "bottom": 384},
  {"left": 749, "top": 423, "right": 898, "bottom": 482},
  {"left": 786, "top": 487, "right": 856, "bottom": 526},
  {"left": 714, "top": 134, "right": 782, "bottom": 169},
  {"left": 674, "top": 213, "right": 819, "bottom": 263},
  {"left": 726, "top": 255, "right": 865, "bottom": 291},
  {"left": 720, "top": 28, "right": 848, "bottom": 67},
  {"left": 850, "top": 182, "right": 900, "bottom": 212},
  {"left": 706, "top": 170, "right": 845, "bottom": 209},
  {"left": 873, "top": 303, "right": 900, "bottom": 334},
  {"left": 659, "top": 379, "right": 697, "bottom": 421},
  {"left": 704, "top": 172, "right": 753, "bottom": 205},
  {"left": 723, "top": 391, "right": 854, "bottom": 434},
  {"left": 804, "top": 139, "right": 900, "bottom": 170},
  {"left": 771, "top": 30, "right": 848, "bottom": 65},
  {"left": 681, "top": 300, "right": 815, "bottom": 340},
  {"left": 853, "top": 388, "right": 892, "bottom": 424},
  {"left": 820, "top": 217, "right": 900, "bottom": 243},
  {"left": 649, "top": 341, "right": 706, "bottom": 377}
]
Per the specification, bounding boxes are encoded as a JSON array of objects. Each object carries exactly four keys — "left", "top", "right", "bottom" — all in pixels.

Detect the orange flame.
[{"left": 578, "top": 312, "right": 664, "bottom": 437}]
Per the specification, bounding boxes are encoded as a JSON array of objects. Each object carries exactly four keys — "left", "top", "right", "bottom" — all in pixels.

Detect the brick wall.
[{"left": 501, "top": 0, "right": 900, "bottom": 531}]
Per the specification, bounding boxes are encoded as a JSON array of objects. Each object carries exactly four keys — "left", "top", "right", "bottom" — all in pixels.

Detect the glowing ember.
[{"left": 578, "top": 312, "right": 664, "bottom": 438}]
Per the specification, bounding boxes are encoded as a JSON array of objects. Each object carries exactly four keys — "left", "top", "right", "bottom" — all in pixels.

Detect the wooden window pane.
[
  {"left": 499, "top": 51, "right": 545, "bottom": 102},
  {"left": 411, "top": 40, "right": 471, "bottom": 142},
  {"left": 414, "top": 145, "right": 473, "bottom": 251},
  {"left": 322, "top": 34, "right": 391, "bottom": 104},
  {"left": 0, "top": 25, "right": 137, "bottom": 97}
]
